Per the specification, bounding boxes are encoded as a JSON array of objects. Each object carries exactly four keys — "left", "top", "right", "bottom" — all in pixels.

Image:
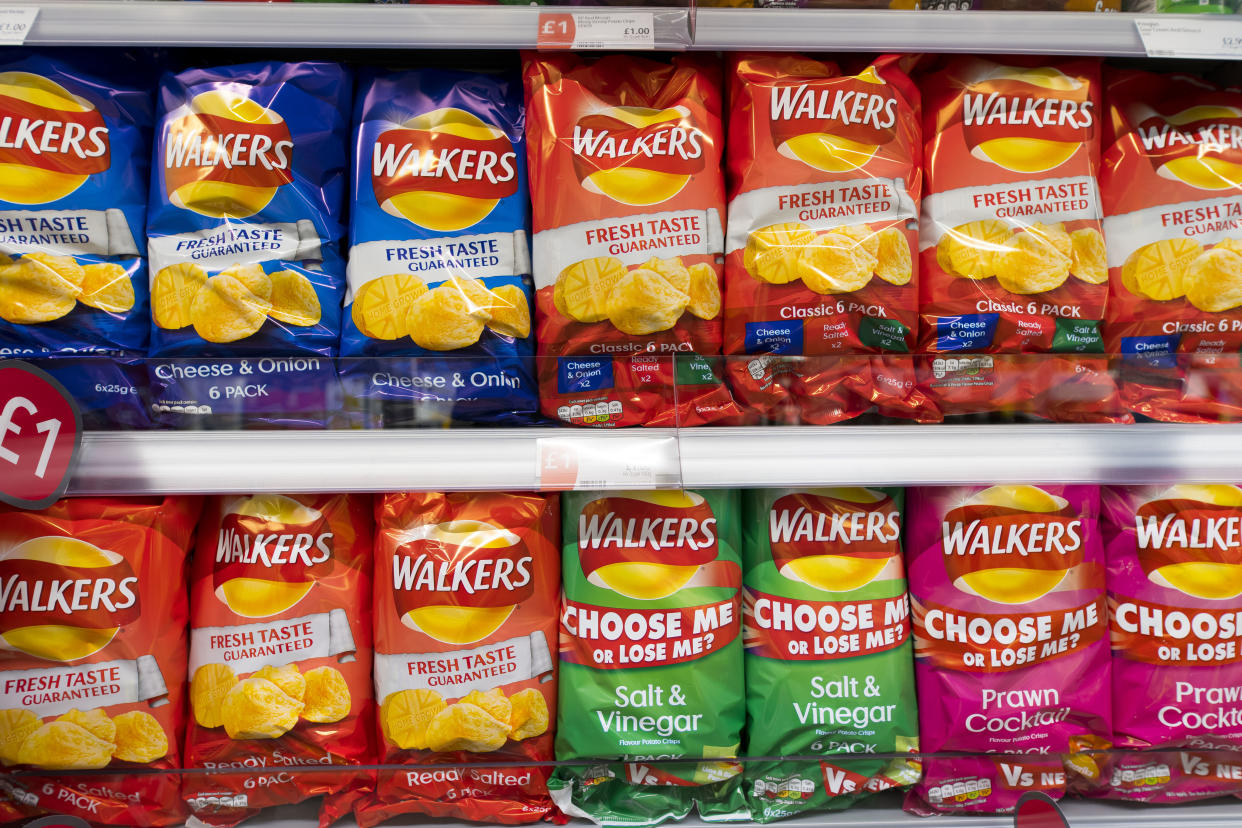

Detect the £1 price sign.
[{"left": 0, "top": 361, "right": 82, "bottom": 509}]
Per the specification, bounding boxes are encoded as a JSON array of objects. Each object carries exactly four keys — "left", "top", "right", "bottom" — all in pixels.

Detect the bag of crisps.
[
  {"left": 37, "top": 356, "right": 151, "bottom": 430},
  {"left": 0, "top": 54, "right": 152, "bottom": 358},
  {"left": 358, "top": 492, "right": 560, "bottom": 826},
  {"left": 147, "top": 61, "right": 351, "bottom": 358},
  {"left": 1103, "top": 70, "right": 1242, "bottom": 422},
  {"left": 539, "top": 355, "right": 741, "bottom": 428},
  {"left": 553, "top": 491, "right": 746, "bottom": 826},
  {"left": 339, "top": 68, "right": 537, "bottom": 424},
  {"left": 0, "top": 496, "right": 200, "bottom": 826},
  {"left": 919, "top": 57, "right": 1119, "bottom": 420},
  {"left": 741, "top": 488, "right": 920, "bottom": 822},
  {"left": 904, "top": 485, "right": 1112, "bottom": 814},
  {"left": 183, "top": 494, "right": 375, "bottom": 827},
  {"left": 725, "top": 56, "right": 921, "bottom": 356},
  {"left": 1101, "top": 485, "right": 1242, "bottom": 752},
  {"left": 523, "top": 53, "right": 725, "bottom": 359}
]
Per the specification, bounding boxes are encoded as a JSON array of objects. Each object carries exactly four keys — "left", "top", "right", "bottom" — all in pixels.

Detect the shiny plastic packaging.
[
  {"left": 340, "top": 68, "right": 537, "bottom": 423},
  {"left": 147, "top": 61, "right": 350, "bottom": 358},
  {"left": 552, "top": 491, "right": 746, "bottom": 826},
  {"left": 0, "top": 496, "right": 201, "bottom": 826},
  {"left": 905, "top": 485, "right": 1112, "bottom": 813},
  {"left": 183, "top": 494, "right": 375, "bottom": 827},
  {"left": 360, "top": 492, "right": 560, "bottom": 826},
  {"left": 0, "top": 54, "right": 152, "bottom": 357},
  {"left": 742, "top": 488, "right": 920, "bottom": 822}
]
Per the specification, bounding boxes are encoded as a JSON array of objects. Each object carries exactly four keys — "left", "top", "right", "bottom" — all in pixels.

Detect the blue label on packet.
[
  {"left": 558, "top": 357, "right": 614, "bottom": 394},
  {"left": 936, "top": 313, "right": 997, "bottom": 351},
  {"left": 1121, "top": 334, "right": 1180, "bottom": 369},
  {"left": 147, "top": 356, "right": 341, "bottom": 428},
  {"left": 339, "top": 356, "right": 538, "bottom": 426},
  {"left": 37, "top": 356, "right": 150, "bottom": 430},
  {"left": 0, "top": 53, "right": 153, "bottom": 357},
  {"left": 744, "top": 321, "right": 802, "bottom": 354},
  {"left": 147, "top": 61, "right": 351, "bottom": 357}
]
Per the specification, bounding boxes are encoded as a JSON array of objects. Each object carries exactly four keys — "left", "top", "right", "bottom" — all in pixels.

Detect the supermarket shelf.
[
  {"left": 68, "top": 428, "right": 682, "bottom": 495},
  {"left": 678, "top": 424, "right": 1242, "bottom": 488},
  {"left": 18, "top": 1, "right": 1212, "bottom": 56},
  {"left": 256, "top": 795, "right": 1242, "bottom": 827},
  {"left": 69, "top": 423, "right": 1242, "bottom": 495},
  {"left": 692, "top": 8, "right": 1152, "bottom": 55}
]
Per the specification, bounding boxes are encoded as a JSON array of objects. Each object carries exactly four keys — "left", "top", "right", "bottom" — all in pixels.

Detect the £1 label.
[{"left": 0, "top": 361, "right": 82, "bottom": 509}]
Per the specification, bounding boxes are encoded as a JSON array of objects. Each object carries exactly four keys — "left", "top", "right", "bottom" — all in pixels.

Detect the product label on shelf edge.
[
  {"left": 535, "top": 435, "right": 680, "bottom": 490},
  {"left": 1136, "top": 18, "right": 1242, "bottom": 60},
  {"left": 536, "top": 11, "right": 656, "bottom": 50},
  {"left": 0, "top": 8, "right": 38, "bottom": 45}
]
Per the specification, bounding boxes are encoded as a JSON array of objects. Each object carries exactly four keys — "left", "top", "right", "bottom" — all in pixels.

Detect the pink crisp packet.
[
  {"left": 1087, "top": 750, "right": 1242, "bottom": 804},
  {"left": 905, "top": 485, "right": 1113, "bottom": 814}
]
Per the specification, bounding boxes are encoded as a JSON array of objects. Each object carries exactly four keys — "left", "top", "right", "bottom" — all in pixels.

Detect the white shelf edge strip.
[
  {"left": 69, "top": 428, "right": 683, "bottom": 495},
  {"left": 18, "top": 1, "right": 1191, "bottom": 55},
  {"left": 69, "top": 424, "right": 1242, "bottom": 495},
  {"left": 678, "top": 424, "right": 1242, "bottom": 487}
]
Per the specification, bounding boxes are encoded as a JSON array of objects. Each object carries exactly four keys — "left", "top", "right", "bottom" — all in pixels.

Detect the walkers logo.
[
  {"left": 1134, "top": 484, "right": 1242, "bottom": 600},
  {"left": 1131, "top": 103, "right": 1242, "bottom": 191},
  {"left": 390, "top": 519, "right": 533, "bottom": 644},
  {"left": 0, "top": 72, "right": 110, "bottom": 204},
  {"left": 0, "top": 536, "right": 139, "bottom": 661},
  {"left": 941, "top": 485, "right": 1084, "bottom": 604},
  {"left": 212, "top": 494, "right": 332, "bottom": 618},
  {"left": 768, "top": 488, "right": 902, "bottom": 592},
  {"left": 164, "top": 90, "right": 294, "bottom": 218},
  {"left": 571, "top": 106, "right": 706, "bottom": 206},
  {"left": 767, "top": 67, "right": 898, "bottom": 173},
  {"left": 371, "top": 107, "right": 519, "bottom": 232},
  {"left": 960, "top": 66, "right": 1094, "bottom": 174},
  {"left": 577, "top": 491, "right": 719, "bottom": 600}
]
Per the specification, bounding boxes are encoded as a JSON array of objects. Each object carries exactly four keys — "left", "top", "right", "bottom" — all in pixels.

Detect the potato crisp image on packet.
[
  {"left": 742, "top": 488, "right": 920, "bottom": 822},
  {"left": 552, "top": 491, "right": 746, "bottom": 827},
  {"left": 0, "top": 496, "right": 201, "bottom": 827},
  {"left": 147, "top": 61, "right": 351, "bottom": 358},
  {"left": 1103, "top": 70, "right": 1242, "bottom": 422},
  {"left": 523, "top": 53, "right": 726, "bottom": 358},
  {"left": 0, "top": 55, "right": 152, "bottom": 357},
  {"left": 184, "top": 494, "right": 375, "bottom": 828},
  {"left": 905, "top": 485, "right": 1112, "bottom": 815},
  {"left": 359, "top": 492, "right": 560, "bottom": 826}
]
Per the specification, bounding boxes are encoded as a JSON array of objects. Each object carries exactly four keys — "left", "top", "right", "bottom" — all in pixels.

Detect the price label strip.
[
  {"left": 0, "top": 7, "right": 38, "bottom": 45},
  {"left": 536, "top": 11, "right": 656, "bottom": 50},
  {"left": 535, "top": 435, "right": 681, "bottom": 491},
  {"left": 0, "top": 360, "right": 83, "bottom": 509},
  {"left": 1136, "top": 18, "right": 1242, "bottom": 60}
]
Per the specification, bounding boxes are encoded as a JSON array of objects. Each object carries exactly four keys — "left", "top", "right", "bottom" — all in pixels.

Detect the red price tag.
[
  {"left": 1013, "top": 792, "right": 1069, "bottom": 828},
  {"left": 537, "top": 440, "right": 580, "bottom": 491},
  {"left": 536, "top": 12, "right": 576, "bottom": 49},
  {"left": 0, "top": 361, "right": 82, "bottom": 509}
]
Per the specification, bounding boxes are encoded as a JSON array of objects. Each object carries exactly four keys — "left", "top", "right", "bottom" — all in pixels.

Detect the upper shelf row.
[{"left": 14, "top": 1, "right": 1237, "bottom": 58}]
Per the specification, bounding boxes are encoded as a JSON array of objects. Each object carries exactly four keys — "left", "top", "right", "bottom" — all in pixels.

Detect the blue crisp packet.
[
  {"left": 0, "top": 54, "right": 152, "bottom": 357},
  {"left": 341, "top": 68, "right": 537, "bottom": 422},
  {"left": 146, "top": 61, "right": 350, "bottom": 357}
]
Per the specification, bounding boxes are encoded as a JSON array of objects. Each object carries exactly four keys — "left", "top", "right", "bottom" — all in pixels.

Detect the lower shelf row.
[{"left": 2, "top": 485, "right": 1242, "bottom": 828}]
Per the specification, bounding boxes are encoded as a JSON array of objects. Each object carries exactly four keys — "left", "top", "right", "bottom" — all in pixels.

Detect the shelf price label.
[
  {"left": 536, "top": 11, "right": 656, "bottom": 50},
  {"left": 0, "top": 7, "right": 38, "bottom": 45},
  {"left": 535, "top": 435, "right": 680, "bottom": 491},
  {"left": 1136, "top": 18, "right": 1242, "bottom": 60},
  {"left": 0, "top": 361, "right": 82, "bottom": 509}
]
